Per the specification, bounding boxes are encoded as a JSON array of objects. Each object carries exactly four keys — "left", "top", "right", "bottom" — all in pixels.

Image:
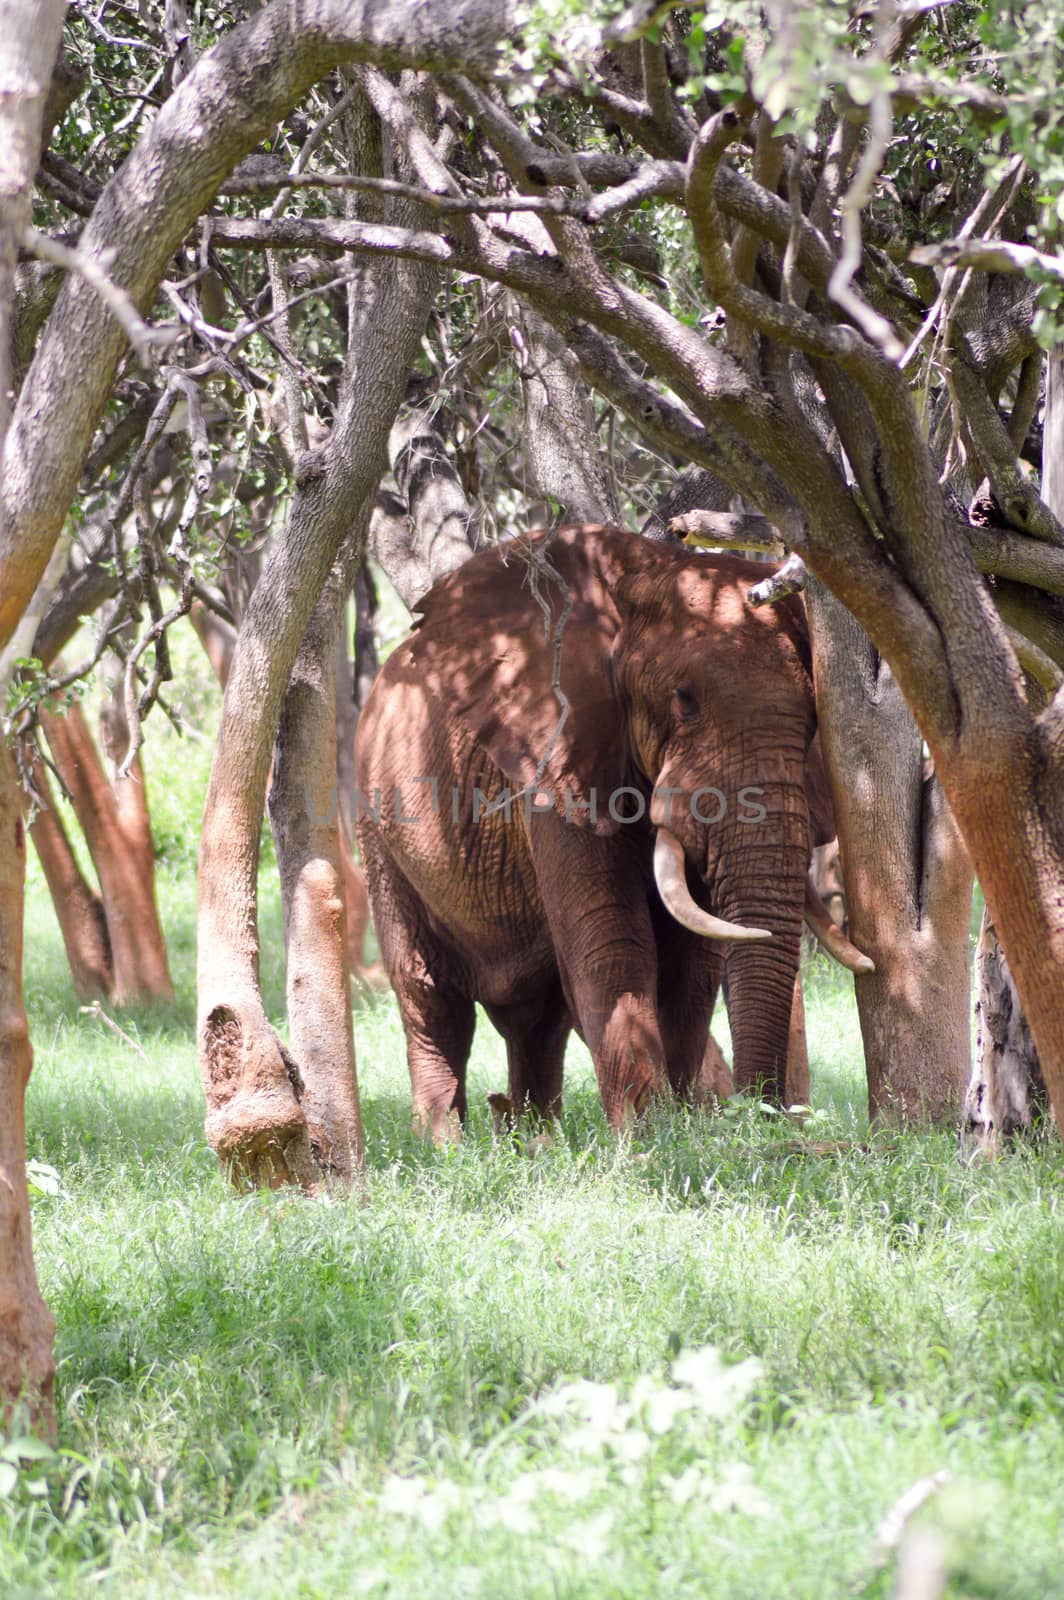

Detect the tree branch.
[
  {"left": 0, "top": 0, "right": 517, "bottom": 654},
  {"left": 20, "top": 227, "right": 168, "bottom": 363},
  {"left": 948, "top": 346, "right": 1064, "bottom": 546}
]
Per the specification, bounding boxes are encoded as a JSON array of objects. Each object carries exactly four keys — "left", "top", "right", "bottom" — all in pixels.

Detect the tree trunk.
[
  {"left": 196, "top": 97, "right": 440, "bottom": 1186},
  {"left": 809, "top": 581, "right": 973, "bottom": 1124},
  {"left": 519, "top": 305, "right": 621, "bottom": 525},
  {"left": 387, "top": 409, "right": 478, "bottom": 606},
  {"left": 189, "top": 598, "right": 237, "bottom": 686},
  {"left": 268, "top": 533, "right": 366, "bottom": 1183},
  {"left": 334, "top": 596, "right": 379, "bottom": 980},
  {"left": 21, "top": 751, "right": 113, "bottom": 999},
  {"left": 964, "top": 348, "right": 1064, "bottom": 1144},
  {"left": 194, "top": 584, "right": 378, "bottom": 988},
  {"left": 0, "top": 0, "right": 70, "bottom": 1435},
  {"left": 98, "top": 657, "right": 175, "bottom": 993},
  {"left": 0, "top": 756, "right": 56, "bottom": 1435},
  {"left": 785, "top": 970, "right": 810, "bottom": 1108},
  {"left": 41, "top": 703, "right": 173, "bottom": 1006},
  {"left": 964, "top": 904, "right": 1046, "bottom": 1146},
  {"left": 933, "top": 739, "right": 1064, "bottom": 1139},
  {"left": 335, "top": 602, "right": 358, "bottom": 840}
]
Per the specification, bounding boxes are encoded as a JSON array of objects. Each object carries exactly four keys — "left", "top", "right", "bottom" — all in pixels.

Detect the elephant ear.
[
  {"left": 406, "top": 527, "right": 633, "bottom": 834},
  {"left": 804, "top": 733, "right": 837, "bottom": 848}
]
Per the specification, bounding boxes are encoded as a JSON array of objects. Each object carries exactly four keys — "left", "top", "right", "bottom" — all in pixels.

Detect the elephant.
[{"left": 354, "top": 524, "right": 872, "bottom": 1136}]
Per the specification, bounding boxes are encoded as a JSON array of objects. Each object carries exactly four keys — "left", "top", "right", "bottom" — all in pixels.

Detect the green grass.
[{"left": 5, "top": 649, "right": 1064, "bottom": 1597}]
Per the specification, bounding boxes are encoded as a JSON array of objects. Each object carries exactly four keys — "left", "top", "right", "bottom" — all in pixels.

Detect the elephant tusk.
[
  {"left": 653, "top": 829, "right": 772, "bottom": 943},
  {"left": 803, "top": 878, "right": 876, "bottom": 973}
]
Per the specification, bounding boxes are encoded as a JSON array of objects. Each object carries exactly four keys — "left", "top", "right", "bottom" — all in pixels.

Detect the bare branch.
[
  {"left": 949, "top": 347, "right": 1064, "bottom": 546},
  {"left": 581, "top": 160, "right": 685, "bottom": 224},
  {"left": 748, "top": 552, "right": 808, "bottom": 606},
  {"left": 163, "top": 368, "right": 212, "bottom": 498},
  {"left": 902, "top": 155, "right": 1027, "bottom": 371},
  {"left": 640, "top": 35, "right": 695, "bottom": 159},
  {"left": 966, "top": 523, "right": 1064, "bottom": 595},
  {"left": 685, "top": 109, "right": 873, "bottom": 367},
  {"left": 206, "top": 213, "right": 454, "bottom": 261},
  {"left": 826, "top": 3, "right": 905, "bottom": 361},
  {"left": 911, "top": 235, "right": 1064, "bottom": 284},
  {"left": 562, "top": 320, "right": 804, "bottom": 541},
  {"left": 21, "top": 226, "right": 171, "bottom": 363},
  {"left": 222, "top": 165, "right": 576, "bottom": 214},
  {"left": 670, "top": 510, "right": 784, "bottom": 554},
  {"left": 1004, "top": 625, "right": 1064, "bottom": 694}
]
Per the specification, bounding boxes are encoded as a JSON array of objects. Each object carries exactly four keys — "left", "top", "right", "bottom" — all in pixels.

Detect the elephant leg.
[
  {"left": 655, "top": 931, "right": 723, "bottom": 1103},
  {"left": 396, "top": 977, "right": 476, "bottom": 1141},
  {"left": 527, "top": 815, "right": 666, "bottom": 1126},
  {"left": 359, "top": 828, "right": 475, "bottom": 1139},
  {"left": 484, "top": 983, "right": 570, "bottom": 1120}
]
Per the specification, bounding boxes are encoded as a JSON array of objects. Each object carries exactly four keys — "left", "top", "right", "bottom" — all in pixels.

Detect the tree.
[
  {"left": 186, "top": 1, "right": 1064, "bottom": 1134},
  {"left": 9, "top": 0, "right": 1064, "bottom": 1412},
  {"left": 0, "top": 0, "right": 69, "bottom": 1439}
]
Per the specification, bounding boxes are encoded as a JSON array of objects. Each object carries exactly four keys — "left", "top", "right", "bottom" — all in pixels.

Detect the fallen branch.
[{"left": 78, "top": 1002, "right": 148, "bottom": 1058}]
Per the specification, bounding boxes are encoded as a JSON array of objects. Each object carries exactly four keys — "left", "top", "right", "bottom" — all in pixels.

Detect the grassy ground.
[{"left": 4, "top": 651, "right": 1064, "bottom": 1598}]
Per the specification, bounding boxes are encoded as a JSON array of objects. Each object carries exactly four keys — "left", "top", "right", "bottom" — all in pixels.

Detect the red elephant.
[{"left": 355, "top": 525, "right": 870, "bottom": 1136}]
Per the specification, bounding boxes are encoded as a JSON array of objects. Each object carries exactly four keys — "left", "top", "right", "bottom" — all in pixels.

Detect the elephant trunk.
[
  {"left": 706, "top": 790, "right": 810, "bottom": 1103},
  {"left": 725, "top": 922, "right": 804, "bottom": 1102}
]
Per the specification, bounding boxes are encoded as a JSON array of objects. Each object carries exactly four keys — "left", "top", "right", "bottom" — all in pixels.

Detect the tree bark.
[
  {"left": 965, "top": 904, "right": 1046, "bottom": 1146},
  {"left": 268, "top": 532, "right": 366, "bottom": 1183},
  {"left": 21, "top": 752, "right": 113, "bottom": 1000},
  {"left": 519, "top": 305, "right": 621, "bottom": 525},
  {"left": 964, "top": 346, "right": 1064, "bottom": 1142},
  {"left": 376, "top": 412, "right": 477, "bottom": 609},
  {"left": 0, "top": 760, "right": 56, "bottom": 1434},
  {"left": 41, "top": 703, "right": 173, "bottom": 1006},
  {"left": 98, "top": 656, "right": 175, "bottom": 998},
  {"left": 809, "top": 581, "right": 973, "bottom": 1124},
  {"left": 193, "top": 589, "right": 378, "bottom": 986}
]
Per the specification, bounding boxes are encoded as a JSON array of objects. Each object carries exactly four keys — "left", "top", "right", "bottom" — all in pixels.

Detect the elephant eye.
[{"left": 675, "top": 683, "right": 698, "bottom": 717}]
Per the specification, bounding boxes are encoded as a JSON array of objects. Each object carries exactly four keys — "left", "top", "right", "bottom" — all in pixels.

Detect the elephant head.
[{"left": 408, "top": 524, "right": 869, "bottom": 1101}]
